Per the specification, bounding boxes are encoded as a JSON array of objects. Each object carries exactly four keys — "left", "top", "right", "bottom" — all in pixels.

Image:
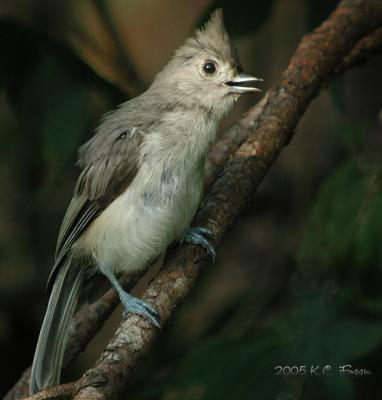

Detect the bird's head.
[{"left": 151, "top": 9, "right": 263, "bottom": 118}]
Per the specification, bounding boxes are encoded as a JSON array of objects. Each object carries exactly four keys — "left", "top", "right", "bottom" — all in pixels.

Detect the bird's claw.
[
  {"left": 120, "top": 293, "right": 161, "bottom": 328},
  {"left": 183, "top": 226, "right": 216, "bottom": 262}
]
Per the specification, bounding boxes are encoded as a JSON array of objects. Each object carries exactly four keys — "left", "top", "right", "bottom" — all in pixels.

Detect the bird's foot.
[
  {"left": 102, "top": 268, "right": 161, "bottom": 328},
  {"left": 120, "top": 292, "right": 161, "bottom": 328},
  {"left": 183, "top": 226, "right": 216, "bottom": 262}
]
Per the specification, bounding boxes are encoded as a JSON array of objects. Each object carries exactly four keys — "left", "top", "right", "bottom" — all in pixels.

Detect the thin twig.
[{"left": 333, "top": 26, "right": 382, "bottom": 77}]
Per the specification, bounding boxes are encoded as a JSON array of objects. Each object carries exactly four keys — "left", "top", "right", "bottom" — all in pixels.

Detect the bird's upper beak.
[{"left": 226, "top": 72, "right": 263, "bottom": 94}]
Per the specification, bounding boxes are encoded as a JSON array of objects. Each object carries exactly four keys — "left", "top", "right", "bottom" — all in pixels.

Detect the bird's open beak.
[{"left": 226, "top": 72, "right": 263, "bottom": 94}]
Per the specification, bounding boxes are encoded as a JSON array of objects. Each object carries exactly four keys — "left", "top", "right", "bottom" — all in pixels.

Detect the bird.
[{"left": 30, "top": 9, "right": 262, "bottom": 395}]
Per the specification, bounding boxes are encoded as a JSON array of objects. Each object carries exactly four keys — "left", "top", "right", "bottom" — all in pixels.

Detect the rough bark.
[
  {"left": 6, "top": 0, "right": 382, "bottom": 399},
  {"left": 204, "top": 25, "right": 382, "bottom": 187}
]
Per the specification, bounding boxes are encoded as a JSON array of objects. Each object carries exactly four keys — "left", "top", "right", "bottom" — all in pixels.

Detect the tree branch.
[
  {"left": 205, "top": 25, "right": 382, "bottom": 189},
  {"left": 6, "top": 0, "right": 382, "bottom": 399},
  {"left": 333, "top": 26, "right": 382, "bottom": 76},
  {"left": 5, "top": 274, "right": 140, "bottom": 400}
]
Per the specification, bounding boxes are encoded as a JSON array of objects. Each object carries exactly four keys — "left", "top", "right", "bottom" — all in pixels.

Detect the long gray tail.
[{"left": 30, "top": 259, "right": 84, "bottom": 395}]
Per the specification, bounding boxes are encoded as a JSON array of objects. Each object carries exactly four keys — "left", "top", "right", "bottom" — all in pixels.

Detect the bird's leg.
[
  {"left": 101, "top": 268, "right": 160, "bottom": 328},
  {"left": 183, "top": 226, "right": 216, "bottom": 262}
]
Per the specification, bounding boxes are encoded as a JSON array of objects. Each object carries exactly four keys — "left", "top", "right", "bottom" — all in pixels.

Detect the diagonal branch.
[
  {"left": 204, "top": 25, "right": 382, "bottom": 188},
  {"left": 6, "top": 0, "right": 382, "bottom": 399},
  {"left": 332, "top": 26, "right": 382, "bottom": 77}
]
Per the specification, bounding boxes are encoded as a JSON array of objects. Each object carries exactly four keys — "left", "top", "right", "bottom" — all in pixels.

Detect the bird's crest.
[{"left": 175, "top": 9, "right": 240, "bottom": 68}]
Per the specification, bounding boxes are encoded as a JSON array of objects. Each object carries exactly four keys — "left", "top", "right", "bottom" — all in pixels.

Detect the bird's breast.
[{"left": 77, "top": 157, "right": 204, "bottom": 275}]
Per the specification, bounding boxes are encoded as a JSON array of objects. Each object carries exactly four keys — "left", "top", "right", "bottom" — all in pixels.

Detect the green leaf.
[
  {"left": 297, "top": 159, "right": 382, "bottom": 303},
  {"left": 297, "top": 160, "right": 366, "bottom": 282},
  {"left": 322, "top": 317, "right": 382, "bottom": 361},
  {"left": 38, "top": 55, "right": 89, "bottom": 173},
  {"left": 0, "top": 19, "right": 125, "bottom": 181},
  {"left": 335, "top": 124, "right": 362, "bottom": 155},
  {"left": 330, "top": 78, "right": 347, "bottom": 114},
  {"left": 0, "top": 19, "right": 124, "bottom": 106}
]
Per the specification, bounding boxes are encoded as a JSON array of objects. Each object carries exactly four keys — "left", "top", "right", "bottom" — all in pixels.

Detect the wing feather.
[{"left": 47, "top": 127, "right": 143, "bottom": 293}]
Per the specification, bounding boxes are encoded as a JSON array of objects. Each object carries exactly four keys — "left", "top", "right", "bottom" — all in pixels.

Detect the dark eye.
[{"left": 203, "top": 61, "right": 217, "bottom": 75}]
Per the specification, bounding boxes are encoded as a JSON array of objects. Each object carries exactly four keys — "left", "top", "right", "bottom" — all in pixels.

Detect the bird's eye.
[{"left": 202, "top": 61, "right": 217, "bottom": 75}]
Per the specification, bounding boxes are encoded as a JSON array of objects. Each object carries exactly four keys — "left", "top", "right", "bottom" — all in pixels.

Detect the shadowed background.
[{"left": 0, "top": 0, "right": 382, "bottom": 399}]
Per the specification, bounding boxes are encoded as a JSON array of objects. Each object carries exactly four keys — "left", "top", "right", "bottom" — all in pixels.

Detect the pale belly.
[{"left": 75, "top": 178, "right": 202, "bottom": 275}]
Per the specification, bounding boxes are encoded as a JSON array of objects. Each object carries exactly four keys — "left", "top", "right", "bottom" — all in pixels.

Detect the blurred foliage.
[
  {"left": 298, "top": 158, "right": 382, "bottom": 294},
  {"left": 0, "top": 19, "right": 124, "bottom": 180}
]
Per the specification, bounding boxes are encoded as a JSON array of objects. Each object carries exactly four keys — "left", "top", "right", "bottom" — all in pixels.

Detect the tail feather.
[{"left": 30, "top": 259, "right": 84, "bottom": 395}]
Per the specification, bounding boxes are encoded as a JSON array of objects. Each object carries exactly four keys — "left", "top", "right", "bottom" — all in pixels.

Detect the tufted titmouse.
[{"left": 30, "top": 9, "right": 262, "bottom": 394}]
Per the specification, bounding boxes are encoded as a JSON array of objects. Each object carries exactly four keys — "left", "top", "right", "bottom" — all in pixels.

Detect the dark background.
[{"left": 1, "top": 0, "right": 382, "bottom": 399}]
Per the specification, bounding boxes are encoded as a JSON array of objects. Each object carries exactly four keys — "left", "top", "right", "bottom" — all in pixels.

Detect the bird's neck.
[
  {"left": 141, "top": 104, "right": 218, "bottom": 165},
  {"left": 147, "top": 81, "right": 224, "bottom": 122}
]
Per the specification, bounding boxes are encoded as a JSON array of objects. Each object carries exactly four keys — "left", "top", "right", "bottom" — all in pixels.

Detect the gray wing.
[{"left": 47, "top": 126, "right": 143, "bottom": 293}]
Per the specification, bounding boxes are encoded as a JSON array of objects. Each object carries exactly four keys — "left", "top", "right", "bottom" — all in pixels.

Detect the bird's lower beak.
[{"left": 226, "top": 72, "right": 263, "bottom": 94}]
